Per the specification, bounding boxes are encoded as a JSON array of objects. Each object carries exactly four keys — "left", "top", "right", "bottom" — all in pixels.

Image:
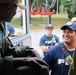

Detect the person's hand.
[
  {"left": 8, "top": 36, "right": 14, "bottom": 39},
  {"left": 55, "top": 43, "right": 58, "bottom": 46}
]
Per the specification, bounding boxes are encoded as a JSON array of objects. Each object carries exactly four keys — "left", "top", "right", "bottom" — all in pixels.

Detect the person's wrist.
[{"left": 48, "top": 46, "right": 51, "bottom": 49}]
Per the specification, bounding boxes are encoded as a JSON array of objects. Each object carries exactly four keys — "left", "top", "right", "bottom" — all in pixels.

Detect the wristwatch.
[{"left": 48, "top": 46, "right": 51, "bottom": 49}]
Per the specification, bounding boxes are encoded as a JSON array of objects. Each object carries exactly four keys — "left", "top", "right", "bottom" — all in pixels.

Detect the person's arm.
[
  {"left": 40, "top": 46, "right": 52, "bottom": 52},
  {"left": 39, "top": 36, "right": 48, "bottom": 52}
]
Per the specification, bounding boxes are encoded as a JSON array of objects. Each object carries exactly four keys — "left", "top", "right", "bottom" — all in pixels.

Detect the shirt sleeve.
[{"left": 39, "top": 36, "right": 46, "bottom": 46}]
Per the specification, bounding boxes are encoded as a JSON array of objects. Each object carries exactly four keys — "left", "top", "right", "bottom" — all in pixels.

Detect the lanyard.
[{"left": 61, "top": 54, "right": 65, "bottom": 75}]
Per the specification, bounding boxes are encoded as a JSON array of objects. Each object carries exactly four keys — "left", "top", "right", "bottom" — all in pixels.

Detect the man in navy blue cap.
[
  {"left": 61, "top": 22, "right": 76, "bottom": 75},
  {"left": 39, "top": 24, "right": 59, "bottom": 56},
  {"left": 67, "top": 18, "right": 76, "bottom": 75},
  {"left": 43, "top": 22, "right": 76, "bottom": 75}
]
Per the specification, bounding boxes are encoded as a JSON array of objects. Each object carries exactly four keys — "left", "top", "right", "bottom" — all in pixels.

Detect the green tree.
[
  {"left": 59, "top": 0, "right": 67, "bottom": 13},
  {"left": 31, "top": 0, "right": 53, "bottom": 12},
  {"left": 31, "top": 0, "right": 59, "bottom": 24},
  {"left": 19, "top": 0, "right": 22, "bottom": 2},
  {"left": 67, "top": 0, "right": 76, "bottom": 19},
  {"left": 32, "top": 0, "right": 43, "bottom": 11}
]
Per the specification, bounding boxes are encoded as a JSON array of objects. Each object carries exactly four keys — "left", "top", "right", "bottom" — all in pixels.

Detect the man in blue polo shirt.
[
  {"left": 68, "top": 17, "right": 76, "bottom": 75},
  {"left": 43, "top": 22, "right": 76, "bottom": 75},
  {"left": 39, "top": 24, "right": 59, "bottom": 56}
]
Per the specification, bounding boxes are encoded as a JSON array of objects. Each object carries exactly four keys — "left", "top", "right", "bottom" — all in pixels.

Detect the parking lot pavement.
[{"left": 30, "top": 29, "right": 63, "bottom": 58}]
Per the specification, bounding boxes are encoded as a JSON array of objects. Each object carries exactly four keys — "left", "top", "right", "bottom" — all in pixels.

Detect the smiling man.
[
  {"left": 43, "top": 22, "right": 76, "bottom": 75},
  {"left": 67, "top": 17, "right": 76, "bottom": 75}
]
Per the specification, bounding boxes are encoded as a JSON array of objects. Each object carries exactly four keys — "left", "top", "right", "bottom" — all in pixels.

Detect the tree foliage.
[
  {"left": 31, "top": 0, "right": 76, "bottom": 19},
  {"left": 67, "top": 0, "right": 76, "bottom": 19},
  {"left": 32, "top": 0, "right": 53, "bottom": 11},
  {"left": 32, "top": 0, "right": 43, "bottom": 11},
  {"left": 19, "top": 0, "right": 22, "bottom": 2},
  {"left": 59, "top": 0, "right": 67, "bottom": 13}
]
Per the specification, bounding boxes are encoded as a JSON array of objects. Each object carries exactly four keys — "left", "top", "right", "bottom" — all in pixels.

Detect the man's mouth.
[{"left": 63, "top": 37, "right": 70, "bottom": 40}]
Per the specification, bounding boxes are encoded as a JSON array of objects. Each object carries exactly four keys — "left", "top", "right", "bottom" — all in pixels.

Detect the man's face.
[
  {"left": 7, "top": 4, "right": 17, "bottom": 22},
  {"left": 46, "top": 27, "right": 53, "bottom": 36},
  {"left": 62, "top": 28, "right": 76, "bottom": 44},
  {"left": 0, "top": 4, "right": 17, "bottom": 22}
]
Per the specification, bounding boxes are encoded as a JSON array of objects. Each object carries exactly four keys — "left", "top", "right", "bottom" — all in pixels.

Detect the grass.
[
  {"left": 8, "top": 17, "right": 21, "bottom": 28},
  {"left": 8, "top": 14, "right": 70, "bottom": 30}
]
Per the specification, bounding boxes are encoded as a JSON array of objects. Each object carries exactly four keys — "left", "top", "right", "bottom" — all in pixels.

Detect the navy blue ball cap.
[
  {"left": 45, "top": 24, "right": 54, "bottom": 29},
  {"left": 61, "top": 22, "right": 76, "bottom": 31}
]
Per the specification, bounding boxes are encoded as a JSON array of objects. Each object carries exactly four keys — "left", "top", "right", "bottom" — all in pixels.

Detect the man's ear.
[{"left": 7, "top": 4, "right": 12, "bottom": 13}]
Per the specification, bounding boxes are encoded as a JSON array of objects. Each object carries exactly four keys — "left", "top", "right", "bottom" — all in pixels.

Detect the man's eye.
[{"left": 69, "top": 31, "right": 73, "bottom": 33}]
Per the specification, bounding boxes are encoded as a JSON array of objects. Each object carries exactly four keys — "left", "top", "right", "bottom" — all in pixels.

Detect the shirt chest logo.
[
  {"left": 45, "top": 41, "right": 52, "bottom": 44},
  {"left": 58, "top": 59, "right": 68, "bottom": 65}
]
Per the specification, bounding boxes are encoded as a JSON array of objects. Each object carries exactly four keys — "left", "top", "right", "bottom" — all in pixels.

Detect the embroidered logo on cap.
[{"left": 66, "top": 22, "right": 72, "bottom": 26}]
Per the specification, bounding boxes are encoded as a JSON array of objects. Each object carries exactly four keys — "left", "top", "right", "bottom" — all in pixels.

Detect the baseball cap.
[
  {"left": 0, "top": 0, "right": 26, "bottom": 9},
  {"left": 61, "top": 22, "right": 76, "bottom": 31},
  {"left": 45, "top": 24, "right": 54, "bottom": 29}
]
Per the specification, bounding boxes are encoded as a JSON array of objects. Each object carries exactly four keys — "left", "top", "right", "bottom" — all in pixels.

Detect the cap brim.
[
  {"left": 16, "top": 2, "right": 26, "bottom": 10},
  {"left": 48, "top": 26, "right": 54, "bottom": 28},
  {"left": 46, "top": 26, "right": 54, "bottom": 29},
  {"left": 61, "top": 25, "right": 74, "bottom": 30}
]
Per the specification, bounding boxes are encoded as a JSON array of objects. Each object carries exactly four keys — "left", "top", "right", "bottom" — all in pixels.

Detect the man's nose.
[{"left": 64, "top": 32, "right": 68, "bottom": 36}]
